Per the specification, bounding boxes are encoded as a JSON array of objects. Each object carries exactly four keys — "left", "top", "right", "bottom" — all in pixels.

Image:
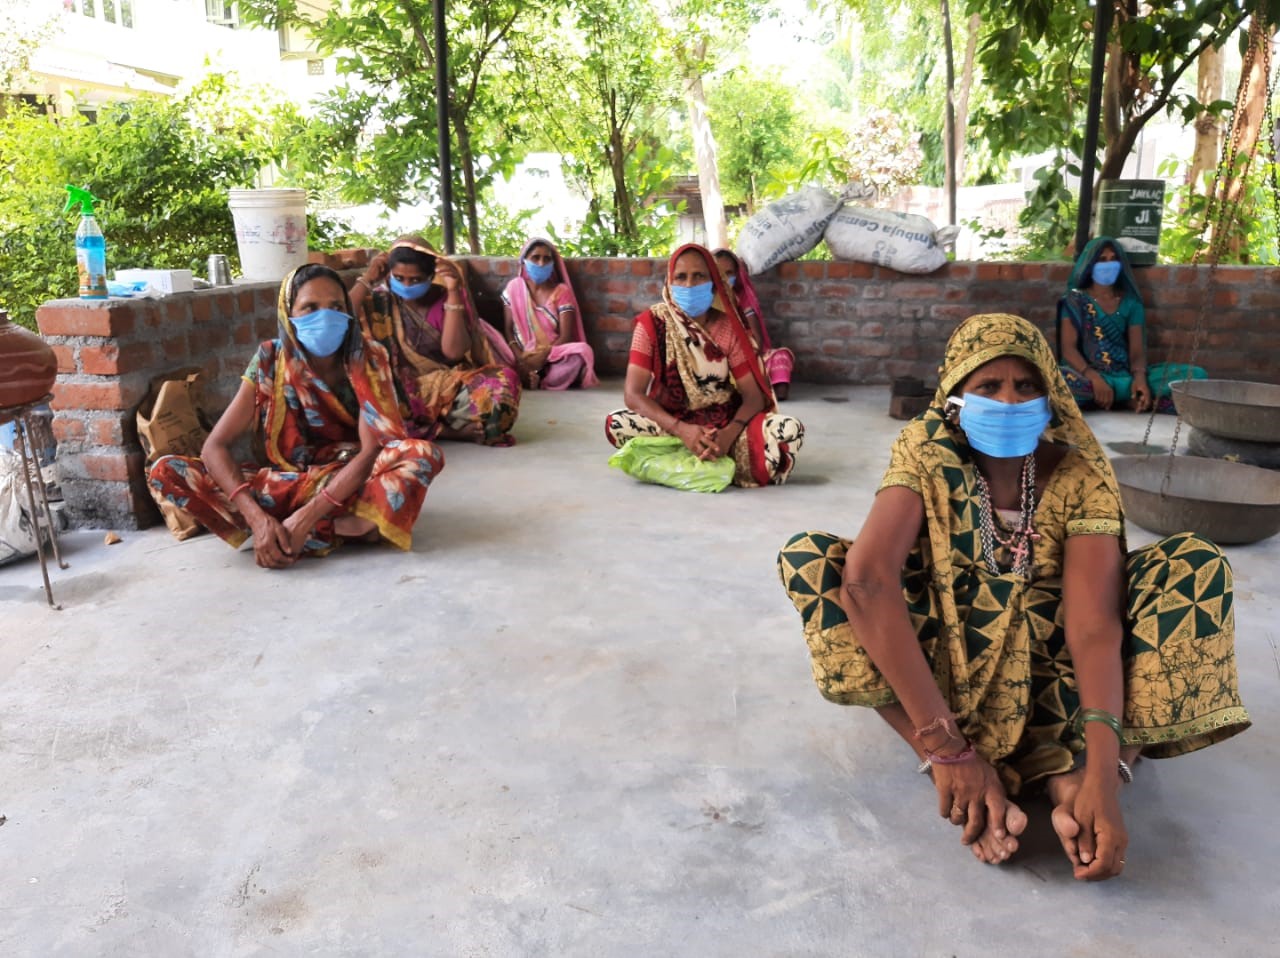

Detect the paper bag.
[
  {"left": 136, "top": 368, "right": 209, "bottom": 463},
  {"left": 136, "top": 368, "right": 210, "bottom": 540}
]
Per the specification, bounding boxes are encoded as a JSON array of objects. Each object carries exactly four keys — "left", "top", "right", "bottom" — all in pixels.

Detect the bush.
[{"left": 0, "top": 77, "right": 300, "bottom": 330}]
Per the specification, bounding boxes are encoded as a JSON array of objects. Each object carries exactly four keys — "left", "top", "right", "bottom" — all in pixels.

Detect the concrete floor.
[{"left": 1, "top": 382, "right": 1277, "bottom": 957}]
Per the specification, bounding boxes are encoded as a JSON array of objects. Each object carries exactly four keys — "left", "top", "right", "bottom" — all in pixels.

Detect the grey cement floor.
[{"left": 1, "top": 382, "right": 1277, "bottom": 957}]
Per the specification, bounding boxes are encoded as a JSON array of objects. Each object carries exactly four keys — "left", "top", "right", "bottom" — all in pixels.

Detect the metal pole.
[
  {"left": 941, "top": 0, "right": 957, "bottom": 226},
  {"left": 433, "top": 0, "right": 455, "bottom": 254},
  {"left": 1076, "top": 0, "right": 1112, "bottom": 254}
]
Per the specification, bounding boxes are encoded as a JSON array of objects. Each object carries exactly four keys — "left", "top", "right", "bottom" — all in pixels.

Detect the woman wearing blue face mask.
[
  {"left": 1058, "top": 236, "right": 1206, "bottom": 412},
  {"left": 779, "top": 313, "right": 1247, "bottom": 881},
  {"left": 501, "top": 238, "right": 598, "bottom": 390},
  {"left": 148, "top": 265, "right": 445, "bottom": 568},
  {"left": 604, "top": 243, "right": 803, "bottom": 487},
  {"left": 351, "top": 235, "right": 521, "bottom": 446}
]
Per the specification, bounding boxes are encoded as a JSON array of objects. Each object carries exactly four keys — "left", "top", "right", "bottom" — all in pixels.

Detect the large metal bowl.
[
  {"left": 1170, "top": 379, "right": 1280, "bottom": 443},
  {"left": 1112, "top": 455, "right": 1280, "bottom": 545}
]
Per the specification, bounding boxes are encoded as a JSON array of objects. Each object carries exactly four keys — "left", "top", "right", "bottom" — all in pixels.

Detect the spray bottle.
[{"left": 64, "top": 185, "right": 107, "bottom": 299}]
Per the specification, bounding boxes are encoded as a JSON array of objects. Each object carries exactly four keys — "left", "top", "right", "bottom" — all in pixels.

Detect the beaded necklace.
[{"left": 973, "top": 453, "right": 1040, "bottom": 579}]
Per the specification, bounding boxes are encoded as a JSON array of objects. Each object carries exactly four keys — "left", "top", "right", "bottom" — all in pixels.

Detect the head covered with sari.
[
  {"left": 653, "top": 243, "right": 774, "bottom": 411},
  {"left": 712, "top": 247, "right": 772, "bottom": 350},
  {"left": 260, "top": 264, "right": 405, "bottom": 469},
  {"left": 1068, "top": 235, "right": 1141, "bottom": 300},
  {"left": 932, "top": 312, "right": 1120, "bottom": 508},
  {"left": 508, "top": 236, "right": 584, "bottom": 341}
]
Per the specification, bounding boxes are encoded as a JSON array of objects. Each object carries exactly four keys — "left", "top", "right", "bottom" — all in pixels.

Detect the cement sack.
[
  {"left": 824, "top": 205, "right": 961, "bottom": 273},
  {"left": 0, "top": 448, "right": 53, "bottom": 567},
  {"left": 736, "top": 186, "right": 842, "bottom": 274}
]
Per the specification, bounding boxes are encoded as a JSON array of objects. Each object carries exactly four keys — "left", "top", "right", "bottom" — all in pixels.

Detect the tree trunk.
[
  {"left": 1213, "top": 14, "right": 1273, "bottom": 259},
  {"left": 607, "top": 91, "right": 638, "bottom": 248},
  {"left": 952, "top": 13, "right": 980, "bottom": 187},
  {"left": 684, "top": 53, "right": 727, "bottom": 249},
  {"left": 1187, "top": 44, "right": 1225, "bottom": 194},
  {"left": 454, "top": 116, "right": 482, "bottom": 253}
]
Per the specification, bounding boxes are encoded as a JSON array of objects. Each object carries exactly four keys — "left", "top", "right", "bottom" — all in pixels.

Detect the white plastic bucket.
[{"left": 227, "top": 188, "right": 309, "bottom": 282}]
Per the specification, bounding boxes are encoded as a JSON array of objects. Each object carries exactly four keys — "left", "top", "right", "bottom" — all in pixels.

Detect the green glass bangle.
[{"left": 1077, "top": 708, "right": 1122, "bottom": 740}]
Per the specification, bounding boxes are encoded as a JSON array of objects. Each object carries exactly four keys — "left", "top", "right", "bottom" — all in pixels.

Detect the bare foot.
[
  {"left": 333, "top": 515, "right": 378, "bottom": 540},
  {"left": 970, "top": 801, "right": 1028, "bottom": 864}
]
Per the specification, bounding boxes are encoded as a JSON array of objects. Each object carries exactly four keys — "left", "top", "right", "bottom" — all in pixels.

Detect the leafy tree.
[
  {"left": 239, "top": 0, "right": 529, "bottom": 253},
  {"left": 705, "top": 71, "right": 804, "bottom": 210}
]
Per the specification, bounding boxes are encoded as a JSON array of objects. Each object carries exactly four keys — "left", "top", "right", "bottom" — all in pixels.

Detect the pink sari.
[
  {"left": 503, "top": 238, "right": 598, "bottom": 390},
  {"left": 714, "top": 248, "right": 794, "bottom": 389}
]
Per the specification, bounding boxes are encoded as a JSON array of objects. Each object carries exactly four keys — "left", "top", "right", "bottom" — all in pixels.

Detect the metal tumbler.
[{"left": 207, "top": 254, "right": 232, "bottom": 286}]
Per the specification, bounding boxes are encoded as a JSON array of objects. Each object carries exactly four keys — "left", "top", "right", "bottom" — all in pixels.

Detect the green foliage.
[
  {"left": 0, "top": 76, "right": 298, "bottom": 329},
  {"left": 706, "top": 70, "right": 804, "bottom": 210},
  {"left": 1158, "top": 154, "right": 1280, "bottom": 265}
]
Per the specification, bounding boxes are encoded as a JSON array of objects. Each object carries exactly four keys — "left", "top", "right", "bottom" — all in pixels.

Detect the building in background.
[{"left": 9, "top": 0, "right": 335, "bottom": 117}]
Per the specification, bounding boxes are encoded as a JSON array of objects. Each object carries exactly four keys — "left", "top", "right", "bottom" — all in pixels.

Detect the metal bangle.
[{"left": 1117, "top": 759, "right": 1134, "bottom": 784}]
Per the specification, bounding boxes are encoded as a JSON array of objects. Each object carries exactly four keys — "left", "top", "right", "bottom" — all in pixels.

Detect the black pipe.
[
  {"left": 1076, "top": 0, "right": 1112, "bottom": 254},
  {"left": 433, "top": 0, "right": 455, "bottom": 254},
  {"left": 942, "top": 0, "right": 957, "bottom": 226}
]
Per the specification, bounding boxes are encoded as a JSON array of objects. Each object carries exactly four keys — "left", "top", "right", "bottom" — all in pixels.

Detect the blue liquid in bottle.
[{"left": 77, "top": 216, "right": 107, "bottom": 299}]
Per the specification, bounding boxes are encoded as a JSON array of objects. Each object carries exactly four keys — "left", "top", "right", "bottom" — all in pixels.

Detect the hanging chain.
[{"left": 1150, "top": 15, "right": 1272, "bottom": 490}]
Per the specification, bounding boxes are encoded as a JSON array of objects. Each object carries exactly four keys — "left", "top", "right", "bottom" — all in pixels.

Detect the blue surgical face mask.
[
  {"left": 954, "top": 392, "right": 1051, "bottom": 458},
  {"left": 1091, "top": 260, "right": 1122, "bottom": 286},
  {"left": 670, "top": 282, "right": 715, "bottom": 318},
  {"left": 524, "top": 259, "right": 555, "bottom": 284},
  {"left": 291, "top": 308, "right": 351, "bottom": 358},
  {"left": 390, "top": 275, "right": 432, "bottom": 301},
  {"left": 726, "top": 274, "right": 737, "bottom": 288}
]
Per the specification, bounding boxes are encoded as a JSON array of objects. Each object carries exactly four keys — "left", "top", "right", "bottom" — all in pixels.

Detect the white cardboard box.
[{"left": 114, "top": 269, "right": 194, "bottom": 295}]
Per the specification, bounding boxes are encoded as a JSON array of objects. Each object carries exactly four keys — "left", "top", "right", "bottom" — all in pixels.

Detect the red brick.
[
  {"left": 191, "top": 297, "right": 213, "bottom": 323},
  {"left": 943, "top": 262, "right": 974, "bottom": 281},
  {"left": 90, "top": 416, "right": 129, "bottom": 446},
  {"left": 236, "top": 290, "right": 255, "bottom": 314},
  {"left": 51, "top": 381, "right": 137, "bottom": 412},
  {"left": 603, "top": 278, "right": 634, "bottom": 294},
  {"left": 582, "top": 260, "right": 606, "bottom": 275},
  {"left": 826, "top": 261, "right": 866, "bottom": 279},
  {"left": 820, "top": 339, "right": 846, "bottom": 356},
  {"left": 801, "top": 262, "right": 825, "bottom": 279},
  {"left": 161, "top": 334, "right": 190, "bottom": 361},
  {"left": 52, "top": 416, "right": 86, "bottom": 442},
  {"left": 974, "top": 263, "right": 1001, "bottom": 281},
  {"left": 36, "top": 302, "right": 136, "bottom": 337},
  {"left": 256, "top": 287, "right": 276, "bottom": 312},
  {"left": 630, "top": 260, "right": 655, "bottom": 276},
  {"left": 81, "top": 451, "right": 146, "bottom": 482},
  {"left": 164, "top": 300, "right": 190, "bottom": 324},
  {"left": 895, "top": 283, "right": 943, "bottom": 299},
  {"left": 255, "top": 316, "right": 277, "bottom": 339},
  {"left": 605, "top": 298, "right": 633, "bottom": 314},
  {"left": 233, "top": 323, "right": 255, "bottom": 345},
  {"left": 81, "top": 342, "right": 155, "bottom": 376},
  {"left": 1212, "top": 288, "right": 1239, "bottom": 308},
  {"left": 51, "top": 344, "right": 76, "bottom": 373},
  {"left": 817, "top": 284, "right": 853, "bottom": 298}
]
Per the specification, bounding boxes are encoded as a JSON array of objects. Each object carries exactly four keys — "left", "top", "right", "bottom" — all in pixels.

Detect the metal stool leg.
[
  {"left": 23, "top": 415, "right": 68, "bottom": 571},
  {"left": 13, "top": 415, "right": 60, "bottom": 610}
]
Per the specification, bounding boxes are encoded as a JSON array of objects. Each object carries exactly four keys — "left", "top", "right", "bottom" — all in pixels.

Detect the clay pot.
[{"left": 0, "top": 310, "right": 58, "bottom": 410}]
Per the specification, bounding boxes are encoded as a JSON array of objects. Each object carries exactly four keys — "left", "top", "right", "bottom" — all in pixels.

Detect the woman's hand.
[
  {"left": 1059, "top": 775, "right": 1128, "bottom": 880},
  {"left": 281, "top": 509, "right": 317, "bottom": 559},
  {"left": 435, "top": 259, "right": 462, "bottom": 292},
  {"left": 1086, "top": 368, "right": 1115, "bottom": 409},
  {"left": 1131, "top": 373, "right": 1153, "bottom": 413},
  {"left": 674, "top": 421, "right": 718, "bottom": 458},
  {"left": 516, "top": 345, "right": 552, "bottom": 387},
  {"left": 249, "top": 512, "right": 296, "bottom": 569},
  {"left": 931, "top": 755, "right": 1010, "bottom": 847},
  {"left": 364, "top": 252, "right": 389, "bottom": 287}
]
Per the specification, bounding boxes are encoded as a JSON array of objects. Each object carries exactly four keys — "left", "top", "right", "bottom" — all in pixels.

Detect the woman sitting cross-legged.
[
  {"left": 502, "top": 237, "right": 598, "bottom": 390},
  {"left": 605, "top": 243, "right": 803, "bottom": 487},
  {"left": 1058, "top": 236, "right": 1206, "bottom": 412},
  {"left": 149, "top": 264, "right": 446, "bottom": 569},
  {"left": 351, "top": 235, "right": 521, "bottom": 445},
  {"left": 778, "top": 313, "right": 1249, "bottom": 879}
]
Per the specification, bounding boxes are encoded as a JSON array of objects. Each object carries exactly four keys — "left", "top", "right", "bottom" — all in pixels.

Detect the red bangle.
[
  {"left": 320, "top": 487, "right": 344, "bottom": 509},
  {"left": 229, "top": 481, "right": 252, "bottom": 500}
]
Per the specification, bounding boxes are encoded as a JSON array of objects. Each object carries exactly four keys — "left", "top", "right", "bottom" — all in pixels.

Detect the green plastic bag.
[{"left": 608, "top": 435, "right": 734, "bottom": 493}]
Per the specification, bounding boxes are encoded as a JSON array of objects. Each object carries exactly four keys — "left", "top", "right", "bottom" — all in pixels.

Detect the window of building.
[
  {"left": 205, "top": 0, "right": 239, "bottom": 27},
  {"left": 76, "top": 0, "right": 133, "bottom": 27}
]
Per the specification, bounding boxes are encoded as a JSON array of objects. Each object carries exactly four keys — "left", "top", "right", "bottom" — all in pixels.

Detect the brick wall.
[{"left": 36, "top": 255, "right": 1280, "bottom": 529}]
